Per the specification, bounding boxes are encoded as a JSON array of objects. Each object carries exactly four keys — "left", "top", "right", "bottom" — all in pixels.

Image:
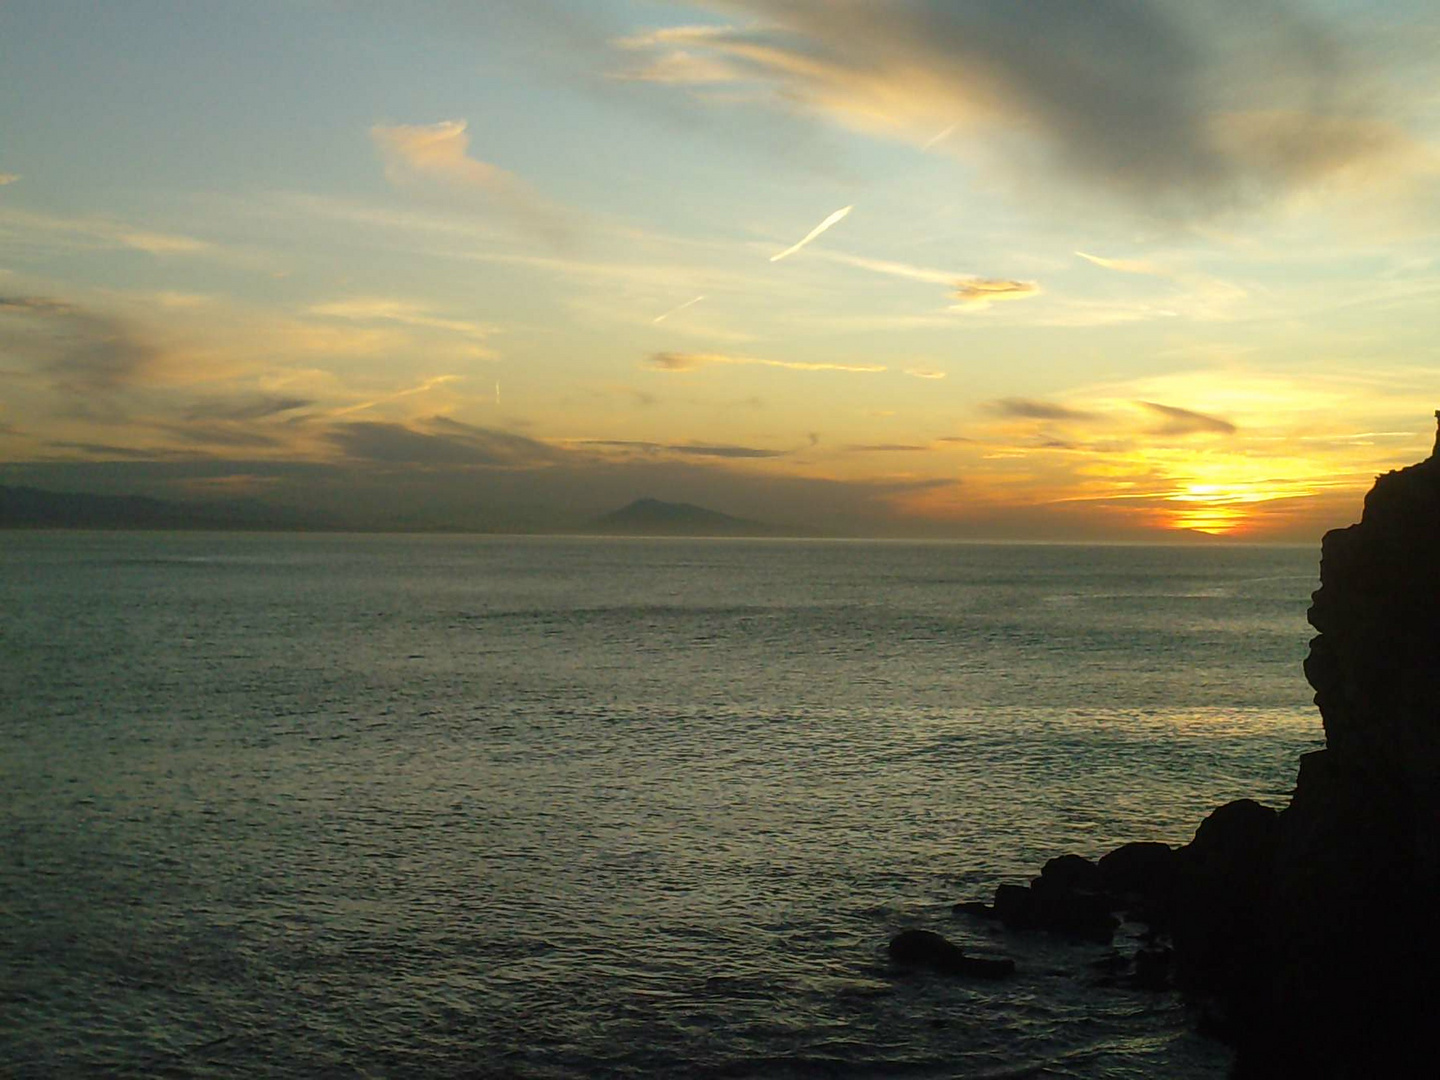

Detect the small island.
[{"left": 586, "top": 497, "right": 789, "bottom": 537}]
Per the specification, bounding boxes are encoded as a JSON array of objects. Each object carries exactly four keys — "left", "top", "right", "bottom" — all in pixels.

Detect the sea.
[{"left": 0, "top": 532, "right": 1327, "bottom": 1079}]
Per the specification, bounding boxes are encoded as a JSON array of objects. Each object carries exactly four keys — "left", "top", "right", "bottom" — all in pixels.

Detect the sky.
[{"left": 2, "top": 0, "right": 1438, "bottom": 539}]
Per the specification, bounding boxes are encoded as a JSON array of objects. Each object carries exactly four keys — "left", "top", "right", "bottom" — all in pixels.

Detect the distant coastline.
[{"left": 0, "top": 484, "right": 1268, "bottom": 543}]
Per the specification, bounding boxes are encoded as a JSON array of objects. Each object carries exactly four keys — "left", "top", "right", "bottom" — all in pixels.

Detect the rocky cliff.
[
  {"left": 950, "top": 417, "right": 1440, "bottom": 1077},
  {"left": 1239, "top": 415, "right": 1440, "bottom": 1076}
]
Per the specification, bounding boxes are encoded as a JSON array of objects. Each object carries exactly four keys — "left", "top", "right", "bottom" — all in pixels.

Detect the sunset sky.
[{"left": 2, "top": 0, "right": 1438, "bottom": 538}]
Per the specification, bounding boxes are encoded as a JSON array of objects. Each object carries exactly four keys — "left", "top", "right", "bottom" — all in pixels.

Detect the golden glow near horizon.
[{"left": 1, "top": 2, "right": 1437, "bottom": 540}]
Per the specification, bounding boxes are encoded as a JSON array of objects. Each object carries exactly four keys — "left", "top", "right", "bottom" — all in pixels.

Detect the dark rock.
[
  {"left": 1131, "top": 947, "right": 1172, "bottom": 991},
  {"left": 1170, "top": 799, "right": 1278, "bottom": 1020},
  {"left": 951, "top": 900, "right": 995, "bottom": 919},
  {"left": 887, "top": 929, "right": 1014, "bottom": 979},
  {"left": 992, "top": 878, "right": 1117, "bottom": 943},
  {"left": 1096, "top": 841, "right": 1177, "bottom": 901},
  {"left": 1039, "top": 853, "right": 1100, "bottom": 892},
  {"left": 991, "top": 883, "right": 1039, "bottom": 930},
  {"left": 952, "top": 954, "right": 1016, "bottom": 979},
  {"left": 1031, "top": 881, "right": 1117, "bottom": 943},
  {"left": 888, "top": 928, "right": 962, "bottom": 966}
]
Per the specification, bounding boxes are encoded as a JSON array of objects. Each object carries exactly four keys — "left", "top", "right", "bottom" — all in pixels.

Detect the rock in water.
[
  {"left": 887, "top": 929, "right": 1015, "bottom": 979},
  {"left": 1233, "top": 414, "right": 1440, "bottom": 1077}
]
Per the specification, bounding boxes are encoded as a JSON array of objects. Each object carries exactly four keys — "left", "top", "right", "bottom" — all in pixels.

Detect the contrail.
[
  {"left": 652, "top": 294, "right": 706, "bottom": 324},
  {"left": 770, "top": 205, "right": 853, "bottom": 262},
  {"left": 922, "top": 123, "right": 957, "bottom": 150}
]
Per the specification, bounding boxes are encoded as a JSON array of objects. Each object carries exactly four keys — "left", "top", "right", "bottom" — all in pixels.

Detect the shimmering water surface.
[{"left": 1, "top": 533, "right": 1325, "bottom": 1078}]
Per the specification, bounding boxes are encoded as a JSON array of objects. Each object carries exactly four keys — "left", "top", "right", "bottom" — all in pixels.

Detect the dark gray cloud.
[
  {"left": 1140, "top": 401, "right": 1237, "bottom": 435},
  {"left": 670, "top": 444, "right": 784, "bottom": 459},
  {"left": 986, "top": 398, "right": 1098, "bottom": 422},
  {"left": 844, "top": 443, "right": 931, "bottom": 452},
  {"left": 40, "top": 441, "right": 191, "bottom": 461},
  {"left": 630, "top": 0, "right": 1397, "bottom": 218},
  {"left": 328, "top": 419, "right": 559, "bottom": 467},
  {"left": 160, "top": 423, "right": 285, "bottom": 449},
  {"left": 581, "top": 438, "right": 785, "bottom": 459},
  {"left": 184, "top": 395, "right": 314, "bottom": 422},
  {"left": 0, "top": 294, "right": 158, "bottom": 393}
]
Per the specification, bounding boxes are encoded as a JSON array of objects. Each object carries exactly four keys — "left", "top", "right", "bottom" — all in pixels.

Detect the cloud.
[
  {"left": 0, "top": 206, "right": 210, "bottom": 255},
  {"left": 307, "top": 297, "right": 495, "bottom": 340},
  {"left": 1139, "top": 400, "right": 1237, "bottom": 435},
  {"left": 673, "top": 443, "right": 782, "bottom": 458},
  {"left": 617, "top": 1, "right": 1412, "bottom": 219},
  {"left": 0, "top": 174, "right": 18, "bottom": 186},
  {"left": 1075, "top": 251, "right": 1167, "bottom": 275},
  {"left": 614, "top": 48, "right": 748, "bottom": 85},
  {"left": 821, "top": 251, "right": 1034, "bottom": 309},
  {"left": 583, "top": 438, "right": 784, "bottom": 459},
  {"left": 370, "top": 120, "right": 576, "bottom": 247},
  {"left": 183, "top": 395, "right": 315, "bottom": 422},
  {"left": 159, "top": 423, "right": 285, "bottom": 449},
  {"left": 0, "top": 294, "right": 159, "bottom": 392},
  {"left": 986, "top": 398, "right": 1098, "bottom": 422},
  {"left": 904, "top": 368, "right": 946, "bottom": 379},
  {"left": 844, "top": 443, "right": 931, "bottom": 452},
  {"left": 647, "top": 351, "right": 885, "bottom": 374},
  {"left": 951, "top": 278, "right": 1041, "bottom": 308},
  {"left": 328, "top": 418, "right": 558, "bottom": 467},
  {"left": 821, "top": 251, "right": 967, "bottom": 286}
]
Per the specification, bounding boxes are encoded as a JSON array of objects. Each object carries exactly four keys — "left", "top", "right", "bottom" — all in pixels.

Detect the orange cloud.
[
  {"left": 647, "top": 351, "right": 885, "bottom": 374},
  {"left": 951, "top": 278, "right": 1040, "bottom": 309}
]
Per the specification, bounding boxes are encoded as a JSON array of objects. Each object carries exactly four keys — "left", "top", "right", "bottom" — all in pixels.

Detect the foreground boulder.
[
  {"left": 887, "top": 929, "right": 1015, "bottom": 979},
  {"left": 1170, "top": 799, "right": 1279, "bottom": 1034},
  {"left": 1096, "top": 841, "right": 1178, "bottom": 921}
]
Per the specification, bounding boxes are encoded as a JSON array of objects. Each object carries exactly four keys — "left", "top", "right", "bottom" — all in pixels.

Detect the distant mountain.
[
  {"left": 0, "top": 485, "right": 322, "bottom": 531},
  {"left": 588, "top": 497, "right": 783, "bottom": 537}
]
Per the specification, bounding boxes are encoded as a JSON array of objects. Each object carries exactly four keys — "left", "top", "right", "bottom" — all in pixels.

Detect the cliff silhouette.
[
  {"left": 940, "top": 414, "right": 1440, "bottom": 1076},
  {"left": 1239, "top": 412, "right": 1440, "bottom": 1075}
]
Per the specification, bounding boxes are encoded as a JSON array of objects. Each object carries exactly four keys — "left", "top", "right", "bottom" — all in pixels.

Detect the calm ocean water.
[{"left": 1, "top": 533, "right": 1325, "bottom": 1078}]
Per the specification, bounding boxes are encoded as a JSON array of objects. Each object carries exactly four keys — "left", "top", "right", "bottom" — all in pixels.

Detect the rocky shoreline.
[{"left": 893, "top": 414, "right": 1440, "bottom": 1078}]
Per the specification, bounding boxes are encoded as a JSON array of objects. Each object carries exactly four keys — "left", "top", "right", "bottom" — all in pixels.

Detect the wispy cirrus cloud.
[
  {"left": 820, "top": 250, "right": 1040, "bottom": 311},
  {"left": 647, "top": 350, "right": 885, "bottom": 374},
  {"left": 183, "top": 395, "right": 314, "bottom": 422},
  {"left": 371, "top": 120, "right": 577, "bottom": 247},
  {"left": 307, "top": 297, "right": 496, "bottom": 341},
  {"left": 821, "top": 251, "right": 964, "bottom": 286},
  {"left": 1139, "top": 400, "right": 1237, "bottom": 435},
  {"left": 1075, "top": 250, "right": 1168, "bottom": 276},
  {"left": 843, "top": 443, "right": 932, "bottom": 453},
  {"left": 985, "top": 398, "right": 1098, "bottom": 422},
  {"left": 0, "top": 205, "right": 210, "bottom": 255},
  {"left": 580, "top": 438, "right": 785, "bottom": 459}
]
